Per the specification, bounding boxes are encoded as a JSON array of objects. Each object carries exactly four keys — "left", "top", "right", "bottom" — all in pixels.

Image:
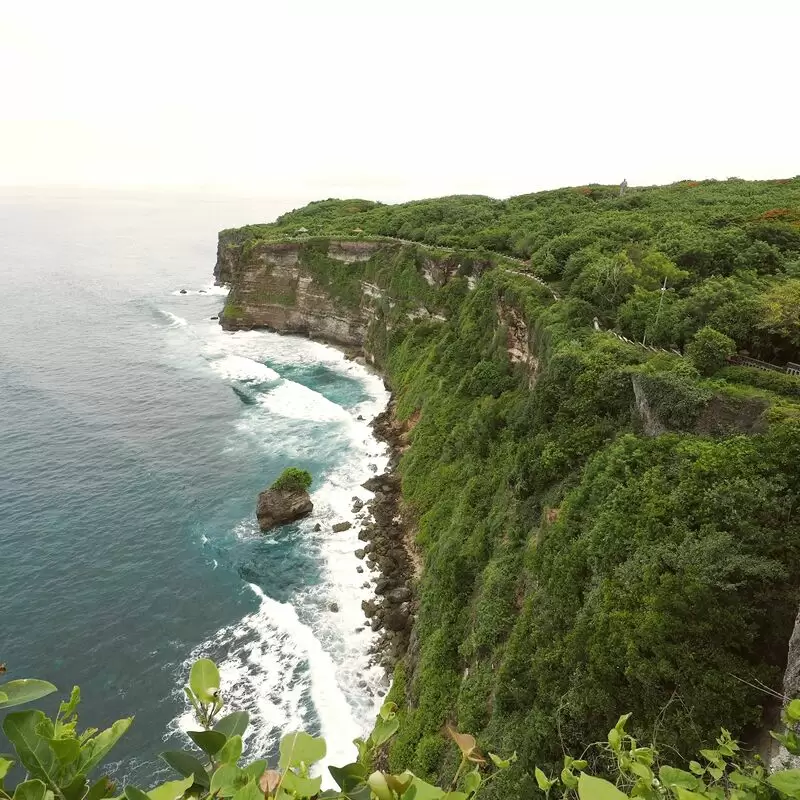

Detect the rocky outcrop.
[
  {"left": 632, "top": 375, "right": 666, "bottom": 437},
  {"left": 214, "top": 235, "right": 489, "bottom": 351},
  {"left": 632, "top": 373, "right": 770, "bottom": 437},
  {"left": 256, "top": 487, "right": 313, "bottom": 531},
  {"left": 497, "top": 302, "right": 539, "bottom": 387},
  {"left": 356, "top": 402, "right": 421, "bottom": 669},
  {"left": 215, "top": 239, "right": 388, "bottom": 347}
]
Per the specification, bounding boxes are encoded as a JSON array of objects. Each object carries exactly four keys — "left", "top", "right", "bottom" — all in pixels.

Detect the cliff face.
[{"left": 215, "top": 238, "right": 389, "bottom": 348}]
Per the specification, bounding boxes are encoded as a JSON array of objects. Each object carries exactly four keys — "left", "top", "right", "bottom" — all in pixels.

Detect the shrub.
[
  {"left": 270, "top": 467, "right": 312, "bottom": 492},
  {"left": 719, "top": 365, "right": 800, "bottom": 398},
  {"left": 0, "top": 659, "right": 516, "bottom": 800},
  {"left": 686, "top": 326, "right": 737, "bottom": 375}
]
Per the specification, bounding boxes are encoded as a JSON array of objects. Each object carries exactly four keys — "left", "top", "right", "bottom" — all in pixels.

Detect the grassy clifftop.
[{"left": 220, "top": 179, "right": 800, "bottom": 800}]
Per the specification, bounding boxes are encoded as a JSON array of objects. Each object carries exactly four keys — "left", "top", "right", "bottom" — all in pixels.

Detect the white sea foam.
[
  {"left": 164, "top": 284, "right": 392, "bottom": 775},
  {"left": 208, "top": 354, "right": 280, "bottom": 385},
  {"left": 171, "top": 284, "right": 229, "bottom": 297},
  {"left": 154, "top": 309, "right": 189, "bottom": 328},
  {"left": 256, "top": 381, "right": 352, "bottom": 423}
]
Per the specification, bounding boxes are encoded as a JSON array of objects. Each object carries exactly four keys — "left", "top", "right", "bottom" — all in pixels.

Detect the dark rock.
[
  {"left": 313, "top": 523, "right": 322, "bottom": 532},
  {"left": 179, "top": 289, "right": 187, "bottom": 294},
  {"left": 333, "top": 521, "right": 352, "bottom": 533},
  {"left": 362, "top": 599, "right": 378, "bottom": 617},
  {"left": 362, "top": 475, "right": 385, "bottom": 492},
  {"left": 329, "top": 602, "right": 339, "bottom": 612},
  {"left": 384, "top": 606, "right": 410, "bottom": 632},
  {"left": 371, "top": 618, "right": 383, "bottom": 632},
  {"left": 199, "top": 289, "right": 206, "bottom": 294},
  {"left": 363, "top": 543, "right": 374, "bottom": 554},
  {"left": 358, "top": 529, "right": 370, "bottom": 541},
  {"left": 355, "top": 548, "right": 366, "bottom": 559},
  {"left": 355, "top": 627, "right": 364, "bottom": 633},
  {"left": 375, "top": 577, "right": 391, "bottom": 595},
  {"left": 210, "top": 316, "right": 219, "bottom": 320},
  {"left": 352, "top": 498, "right": 364, "bottom": 512},
  {"left": 368, "top": 463, "right": 378, "bottom": 472},
  {"left": 386, "top": 587, "right": 412, "bottom": 604},
  {"left": 356, "top": 565, "right": 364, "bottom": 573},
  {"left": 362, "top": 581, "right": 370, "bottom": 589},
  {"left": 256, "top": 487, "right": 313, "bottom": 532},
  {"left": 357, "top": 415, "right": 365, "bottom": 421}
]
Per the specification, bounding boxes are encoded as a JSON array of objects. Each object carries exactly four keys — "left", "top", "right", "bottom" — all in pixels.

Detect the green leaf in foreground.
[
  {"left": 124, "top": 788, "right": 150, "bottom": 800},
  {"left": 210, "top": 765, "right": 240, "bottom": 797},
  {"left": 0, "top": 757, "right": 15, "bottom": 782},
  {"left": 12, "top": 780, "right": 48, "bottom": 800},
  {"left": 187, "top": 730, "right": 227, "bottom": 757},
  {"left": 230, "top": 780, "right": 262, "bottom": 800},
  {"left": 578, "top": 772, "right": 628, "bottom": 800},
  {"left": 159, "top": 751, "right": 210, "bottom": 787},
  {"left": 278, "top": 731, "right": 326, "bottom": 769},
  {"left": 213, "top": 711, "right": 249, "bottom": 739},
  {"left": 406, "top": 778, "right": 446, "bottom": 800},
  {"left": 769, "top": 770, "right": 800, "bottom": 798},
  {"left": 0, "top": 680, "right": 57, "bottom": 710},
  {"left": 147, "top": 776, "right": 194, "bottom": 800},
  {"left": 282, "top": 771, "right": 322, "bottom": 798},
  {"left": 2, "top": 710, "right": 58, "bottom": 785},
  {"left": 79, "top": 718, "right": 133, "bottom": 775},
  {"left": 85, "top": 776, "right": 117, "bottom": 800},
  {"left": 217, "top": 735, "right": 242, "bottom": 765},
  {"left": 189, "top": 659, "right": 220, "bottom": 705},
  {"left": 659, "top": 766, "right": 702, "bottom": 791}
]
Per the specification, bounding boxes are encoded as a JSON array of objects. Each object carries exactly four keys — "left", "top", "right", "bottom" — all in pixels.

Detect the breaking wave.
[{"left": 163, "top": 284, "right": 390, "bottom": 772}]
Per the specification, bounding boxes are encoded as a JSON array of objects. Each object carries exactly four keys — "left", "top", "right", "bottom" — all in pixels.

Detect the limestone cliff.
[
  {"left": 213, "top": 234, "right": 494, "bottom": 355},
  {"left": 214, "top": 238, "right": 390, "bottom": 347}
]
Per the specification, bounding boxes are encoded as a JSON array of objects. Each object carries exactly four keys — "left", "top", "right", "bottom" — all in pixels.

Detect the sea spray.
[{"left": 166, "top": 288, "right": 391, "bottom": 775}]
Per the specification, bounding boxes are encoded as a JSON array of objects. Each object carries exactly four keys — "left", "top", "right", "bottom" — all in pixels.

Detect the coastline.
[{"left": 356, "top": 398, "right": 418, "bottom": 672}]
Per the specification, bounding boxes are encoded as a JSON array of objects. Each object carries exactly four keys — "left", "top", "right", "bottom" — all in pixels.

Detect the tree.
[
  {"left": 686, "top": 327, "right": 737, "bottom": 376},
  {"left": 758, "top": 279, "right": 800, "bottom": 353}
]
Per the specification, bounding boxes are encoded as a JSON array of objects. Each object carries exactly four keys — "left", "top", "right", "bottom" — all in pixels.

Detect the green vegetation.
[
  {"left": 223, "top": 177, "right": 800, "bottom": 365},
  {"left": 686, "top": 327, "right": 737, "bottom": 376},
  {"left": 216, "top": 178, "right": 800, "bottom": 798},
  {"left": 0, "top": 659, "right": 518, "bottom": 800},
  {"left": 9, "top": 660, "right": 800, "bottom": 800},
  {"left": 270, "top": 468, "right": 312, "bottom": 493},
  {"left": 222, "top": 304, "right": 247, "bottom": 321}
]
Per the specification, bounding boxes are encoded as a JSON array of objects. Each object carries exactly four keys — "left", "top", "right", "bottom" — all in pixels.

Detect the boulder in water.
[
  {"left": 179, "top": 289, "right": 187, "bottom": 294},
  {"left": 332, "top": 521, "right": 352, "bottom": 532},
  {"left": 256, "top": 487, "right": 313, "bottom": 531},
  {"left": 256, "top": 468, "right": 314, "bottom": 532}
]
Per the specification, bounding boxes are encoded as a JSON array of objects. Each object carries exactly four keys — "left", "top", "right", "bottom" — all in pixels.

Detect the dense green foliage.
[
  {"left": 9, "top": 662, "right": 800, "bottom": 800},
  {"left": 271, "top": 468, "right": 313, "bottom": 493},
  {"left": 0, "top": 660, "right": 516, "bottom": 800},
  {"left": 686, "top": 327, "right": 737, "bottom": 376},
  {"left": 224, "top": 177, "right": 800, "bottom": 365},
  {"left": 215, "top": 179, "right": 800, "bottom": 799}
]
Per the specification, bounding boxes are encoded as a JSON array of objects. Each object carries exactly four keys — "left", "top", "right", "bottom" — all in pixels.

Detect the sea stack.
[{"left": 256, "top": 467, "right": 313, "bottom": 532}]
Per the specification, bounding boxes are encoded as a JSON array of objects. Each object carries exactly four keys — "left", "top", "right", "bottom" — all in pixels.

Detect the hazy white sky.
[{"left": 1, "top": 0, "right": 798, "bottom": 201}]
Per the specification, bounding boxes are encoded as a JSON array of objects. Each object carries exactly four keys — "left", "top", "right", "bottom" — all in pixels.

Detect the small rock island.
[{"left": 256, "top": 467, "right": 313, "bottom": 532}]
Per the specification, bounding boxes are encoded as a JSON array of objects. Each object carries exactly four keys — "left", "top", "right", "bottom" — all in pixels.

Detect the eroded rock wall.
[{"left": 215, "top": 239, "right": 391, "bottom": 348}]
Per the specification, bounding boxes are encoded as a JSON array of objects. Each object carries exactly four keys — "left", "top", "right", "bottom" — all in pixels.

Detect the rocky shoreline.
[{"left": 354, "top": 399, "right": 418, "bottom": 673}]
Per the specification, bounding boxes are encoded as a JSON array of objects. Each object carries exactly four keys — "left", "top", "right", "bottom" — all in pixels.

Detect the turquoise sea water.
[{"left": 0, "top": 189, "right": 389, "bottom": 784}]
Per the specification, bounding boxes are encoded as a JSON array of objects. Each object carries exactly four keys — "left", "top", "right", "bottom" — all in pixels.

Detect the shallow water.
[{"left": 0, "top": 188, "right": 388, "bottom": 783}]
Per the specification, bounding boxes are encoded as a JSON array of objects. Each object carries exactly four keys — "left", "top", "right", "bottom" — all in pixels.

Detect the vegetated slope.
[{"left": 220, "top": 178, "right": 800, "bottom": 800}]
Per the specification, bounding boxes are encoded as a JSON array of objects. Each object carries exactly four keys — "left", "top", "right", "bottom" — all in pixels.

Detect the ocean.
[{"left": 0, "top": 188, "right": 389, "bottom": 784}]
